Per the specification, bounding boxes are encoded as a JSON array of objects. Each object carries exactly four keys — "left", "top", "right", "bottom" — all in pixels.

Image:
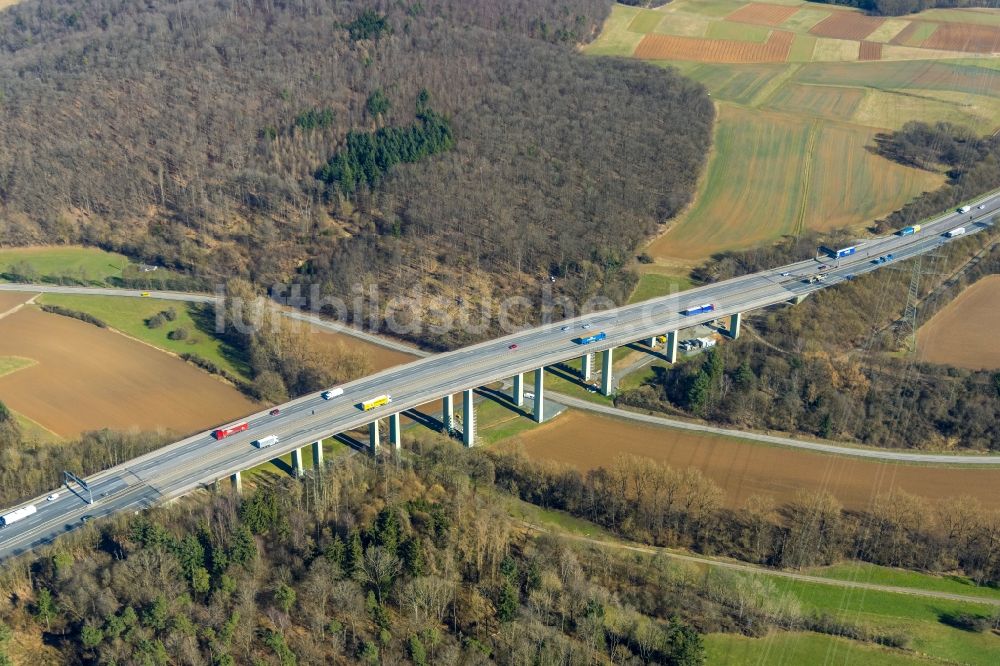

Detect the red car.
[
  {"left": 270, "top": 408, "right": 280, "bottom": 416},
  {"left": 508, "top": 343, "right": 519, "bottom": 350}
]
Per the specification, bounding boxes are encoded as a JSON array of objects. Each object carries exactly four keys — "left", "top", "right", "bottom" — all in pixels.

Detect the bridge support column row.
[
  {"left": 581, "top": 353, "right": 593, "bottom": 382},
  {"left": 728, "top": 312, "right": 742, "bottom": 340},
  {"left": 463, "top": 389, "right": 476, "bottom": 447},
  {"left": 601, "top": 348, "right": 614, "bottom": 396},
  {"left": 533, "top": 367, "right": 545, "bottom": 423},
  {"left": 512, "top": 373, "right": 524, "bottom": 407}
]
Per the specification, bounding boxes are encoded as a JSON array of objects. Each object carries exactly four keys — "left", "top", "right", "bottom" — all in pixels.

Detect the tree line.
[
  {"left": 490, "top": 449, "right": 1000, "bottom": 587},
  {"left": 812, "top": 0, "right": 1000, "bottom": 16}
]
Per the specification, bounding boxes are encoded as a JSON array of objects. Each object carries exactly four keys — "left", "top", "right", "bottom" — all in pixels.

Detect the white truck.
[
  {"left": 253, "top": 435, "right": 279, "bottom": 449},
  {"left": 0, "top": 504, "right": 37, "bottom": 527},
  {"left": 322, "top": 387, "right": 344, "bottom": 400},
  {"left": 958, "top": 205, "right": 971, "bottom": 214},
  {"left": 946, "top": 227, "right": 966, "bottom": 238}
]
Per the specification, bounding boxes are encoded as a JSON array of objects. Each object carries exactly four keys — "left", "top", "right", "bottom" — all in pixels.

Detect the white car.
[
  {"left": 47, "top": 493, "right": 59, "bottom": 502},
  {"left": 524, "top": 391, "right": 535, "bottom": 400},
  {"left": 560, "top": 325, "right": 569, "bottom": 332},
  {"left": 979, "top": 204, "right": 986, "bottom": 209},
  {"left": 581, "top": 323, "right": 592, "bottom": 330},
  {"left": 780, "top": 271, "right": 791, "bottom": 277}
]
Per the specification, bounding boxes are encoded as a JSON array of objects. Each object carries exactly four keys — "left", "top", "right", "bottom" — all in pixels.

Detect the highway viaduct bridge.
[{"left": 0, "top": 195, "right": 997, "bottom": 561}]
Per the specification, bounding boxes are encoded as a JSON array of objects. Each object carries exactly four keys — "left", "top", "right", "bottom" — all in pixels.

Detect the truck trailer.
[
  {"left": 946, "top": 227, "right": 966, "bottom": 238},
  {"left": 898, "top": 225, "right": 921, "bottom": 236},
  {"left": 576, "top": 332, "right": 607, "bottom": 345},
  {"left": 683, "top": 303, "right": 715, "bottom": 316},
  {"left": 253, "top": 435, "right": 279, "bottom": 449},
  {"left": 958, "top": 206, "right": 971, "bottom": 214},
  {"left": 361, "top": 395, "right": 392, "bottom": 411},
  {"left": 213, "top": 422, "right": 249, "bottom": 440},
  {"left": 0, "top": 504, "right": 37, "bottom": 528}
]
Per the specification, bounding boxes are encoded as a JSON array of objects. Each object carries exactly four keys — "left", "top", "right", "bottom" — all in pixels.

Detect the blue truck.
[
  {"left": 683, "top": 303, "right": 715, "bottom": 316},
  {"left": 897, "top": 225, "right": 921, "bottom": 236},
  {"left": 576, "top": 332, "right": 607, "bottom": 345}
]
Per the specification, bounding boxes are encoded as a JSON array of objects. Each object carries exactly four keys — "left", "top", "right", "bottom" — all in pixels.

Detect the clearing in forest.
[
  {"left": 0, "top": 306, "right": 257, "bottom": 437},
  {"left": 916, "top": 275, "right": 1000, "bottom": 370}
]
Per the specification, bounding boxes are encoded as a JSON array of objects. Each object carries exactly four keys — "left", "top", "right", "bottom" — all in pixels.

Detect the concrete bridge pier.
[
  {"left": 291, "top": 446, "right": 305, "bottom": 477},
  {"left": 231, "top": 471, "right": 243, "bottom": 495},
  {"left": 389, "top": 413, "right": 402, "bottom": 451},
  {"left": 666, "top": 330, "right": 678, "bottom": 364},
  {"left": 729, "top": 312, "right": 742, "bottom": 339},
  {"left": 647, "top": 336, "right": 657, "bottom": 348},
  {"left": 312, "top": 440, "right": 324, "bottom": 469},
  {"left": 442, "top": 394, "right": 455, "bottom": 432},
  {"left": 581, "top": 353, "right": 593, "bottom": 382},
  {"left": 463, "top": 389, "right": 476, "bottom": 447},
  {"left": 601, "top": 348, "right": 614, "bottom": 396},
  {"left": 369, "top": 421, "right": 381, "bottom": 455},
  {"left": 533, "top": 367, "right": 545, "bottom": 423},
  {"left": 512, "top": 373, "right": 524, "bottom": 407}
]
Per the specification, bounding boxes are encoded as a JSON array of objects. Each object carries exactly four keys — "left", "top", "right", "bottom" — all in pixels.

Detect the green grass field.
[
  {"left": 627, "top": 8, "right": 664, "bottom": 34},
  {"left": 36, "top": 294, "right": 250, "bottom": 379},
  {"left": 0, "top": 355, "right": 35, "bottom": 378},
  {"left": 705, "top": 631, "right": 925, "bottom": 665},
  {"left": 806, "top": 562, "right": 1000, "bottom": 602},
  {"left": 0, "top": 246, "right": 129, "bottom": 285},
  {"left": 587, "top": 3, "right": 1000, "bottom": 265},
  {"left": 628, "top": 272, "right": 695, "bottom": 304},
  {"left": 705, "top": 20, "right": 771, "bottom": 43}
]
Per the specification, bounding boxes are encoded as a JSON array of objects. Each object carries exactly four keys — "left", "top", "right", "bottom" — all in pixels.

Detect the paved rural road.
[
  {"left": 549, "top": 393, "right": 1000, "bottom": 465},
  {"left": 521, "top": 522, "right": 1000, "bottom": 607},
  {"left": 1, "top": 195, "right": 997, "bottom": 561}
]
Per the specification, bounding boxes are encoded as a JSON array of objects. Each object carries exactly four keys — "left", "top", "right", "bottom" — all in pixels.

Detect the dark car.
[
  {"left": 508, "top": 343, "right": 519, "bottom": 350},
  {"left": 818, "top": 264, "right": 829, "bottom": 270},
  {"left": 270, "top": 408, "right": 280, "bottom": 416}
]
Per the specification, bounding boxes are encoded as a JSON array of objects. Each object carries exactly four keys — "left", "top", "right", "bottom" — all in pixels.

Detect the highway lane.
[{"left": 1, "top": 194, "right": 998, "bottom": 560}]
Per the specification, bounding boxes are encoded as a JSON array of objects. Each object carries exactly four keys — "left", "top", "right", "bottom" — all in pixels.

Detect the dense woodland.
[
  {"left": 0, "top": 0, "right": 713, "bottom": 347},
  {"left": 8, "top": 433, "right": 996, "bottom": 665},
  {"left": 813, "top": 0, "right": 1000, "bottom": 15}
]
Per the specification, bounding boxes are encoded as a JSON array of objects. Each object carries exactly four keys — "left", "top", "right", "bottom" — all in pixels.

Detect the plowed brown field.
[
  {"left": 510, "top": 411, "right": 1000, "bottom": 511},
  {"left": 923, "top": 22, "right": 1000, "bottom": 52},
  {"left": 858, "top": 41, "right": 883, "bottom": 60},
  {"left": 810, "top": 12, "right": 885, "bottom": 40},
  {"left": 0, "top": 307, "right": 257, "bottom": 437},
  {"left": 633, "top": 31, "right": 794, "bottom": 63},
  {"left": 0, "top": 291, "right": 35, "bottom": 314},
  {"left": 916, "top": 275, "right": 1000, "bottom": 370},
  {"left": 726, "top": 3, "right": 799, "bottom": 26}
]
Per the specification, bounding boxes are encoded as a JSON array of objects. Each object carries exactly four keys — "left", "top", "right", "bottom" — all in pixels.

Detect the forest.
[
  {"left": 0, "top": 0, "right": 713, "bottom": 348},
  {"left": 812, "top": 0, "right": 1000, "bottom": 16}
]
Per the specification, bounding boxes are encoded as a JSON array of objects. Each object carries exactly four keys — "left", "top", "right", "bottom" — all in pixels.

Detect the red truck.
[{"left": 213, "top": 422, "right": 249, "bottom": 440}]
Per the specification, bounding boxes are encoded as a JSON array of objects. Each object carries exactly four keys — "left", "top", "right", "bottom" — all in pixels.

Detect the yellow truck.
[{"left": 361, "top": 394, "right": 392, "bottom": 411}]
